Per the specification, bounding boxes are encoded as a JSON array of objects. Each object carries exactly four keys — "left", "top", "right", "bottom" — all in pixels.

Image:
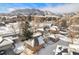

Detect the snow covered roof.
[
  {"left": 0, "top": 39, "right": 13, "bottom": 49},
  {"left": 0, "top": 26, "right": 10, "bottom": 35},
  {"left": 36, "top": 28, "right": 44, "bottom": 32},
  {"left": 69, "top": 44, "right": 79, "bottom": 53},
  {"left": 49, "top": 34, "right": 56, "bottom": 38},
  {"left": 25, "top": 39, "right": 35, "bottom": 47},
  {"left": 0, "top": 37, "right": 3, "bottom": 43},
  {"left": 33, "top": 32, "right": 42, "bottom": 37},
  {"left": 4, "top": 36, "right": 19, "bottom": 41},
  {"left": 0, "top": 26, "right": 18, "bottom": 36},
  {"left": 49, "top": 26, "right": 59, "bottom": 31},
  {"left": 56, "top": 34, "right": 71, "bottom": 42}
]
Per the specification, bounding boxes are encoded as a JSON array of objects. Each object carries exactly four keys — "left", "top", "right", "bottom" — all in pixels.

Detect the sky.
[
  {"left": 0, "top": 3, "right": 79, "bottom": 13},
  {"left": 0, "top": 3, "right": 65, "bottom": 13}
]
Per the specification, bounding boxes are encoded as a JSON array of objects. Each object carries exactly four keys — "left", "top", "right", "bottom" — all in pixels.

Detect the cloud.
[
  {"left": 7, "top": 4, "right": 40, "bottom": 12},
  {"left": 7, "top": 7, "right": 31, "bottom": 12},
  {"left": 40, "top": 4, "right": 79, "bottom": 14},
  {"left": 8, "top": 8, "right": 16, "bottom": 12}
]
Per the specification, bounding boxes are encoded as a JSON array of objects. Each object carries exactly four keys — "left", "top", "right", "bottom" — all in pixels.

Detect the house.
[
  {"left": 24, "top": 32, "right": 45, "bottom": 54},
  {"left": 35, "top": 27, "right": 44, "bottom": 34},
  {"left": 69, "top": 44, "right": 79, "bottom": 55},
  {"left": 0, "top": 22, "right": 5, "bottom": 26},
  {"left": 0, "top": 36, "right": 13, "bottom": 51},
  {"left": 48, "top": 34, "right": 60, "bottom": 43},
  {"left": 3, "top": 36, "right": 19, "bottom": 41},
  {"left": 48, "top": 26, "right": 59, "bottom": 34}
]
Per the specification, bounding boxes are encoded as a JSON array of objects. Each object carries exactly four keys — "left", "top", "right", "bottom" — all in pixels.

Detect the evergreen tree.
[{"left": 22, "top": 15, "right": 33, "bottom": 41}]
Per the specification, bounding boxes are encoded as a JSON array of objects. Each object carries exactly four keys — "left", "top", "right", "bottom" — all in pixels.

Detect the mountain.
[
  {"left": 0, "top": 8, "right": 77, "bottom": 16},
  {"left": 10, "top": 8, "right": 45, "bottom": 16},
  {"left": 9, "top": 8, "right": 59, "bottom": 16}
]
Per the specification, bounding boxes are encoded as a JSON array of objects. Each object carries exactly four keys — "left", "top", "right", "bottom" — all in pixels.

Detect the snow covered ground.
[{"left": 35, "top": 40, "right": 69, "bottom": 55}]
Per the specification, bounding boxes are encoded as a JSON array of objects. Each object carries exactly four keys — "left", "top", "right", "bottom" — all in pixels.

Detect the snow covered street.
[{"left": 35, "top": 40, "right": 69, "bottom": 55}]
